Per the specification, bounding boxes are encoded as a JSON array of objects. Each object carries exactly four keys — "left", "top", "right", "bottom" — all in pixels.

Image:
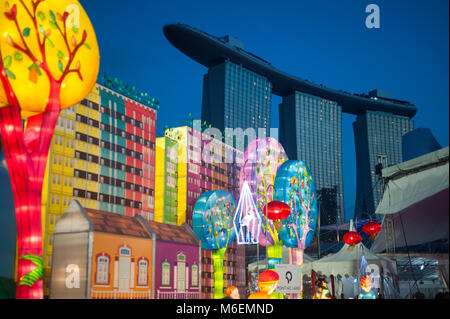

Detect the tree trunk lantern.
[
  {"left": 263, "top": 200, "right": 291, "bottom": 230},
  {"left": 343, "top": 231, "right": 362, "bottom": 249},
  {"left": 362, "top": 221, "right": 382, "bottom": 240}
]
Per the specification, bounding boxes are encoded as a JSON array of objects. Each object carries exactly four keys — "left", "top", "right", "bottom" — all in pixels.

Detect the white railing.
[
  {"left": 91, "top": 289, "right": 153, "bottom": 299},
  {"left": 156, "top": 291, "right": 200, "bottom": 299}
]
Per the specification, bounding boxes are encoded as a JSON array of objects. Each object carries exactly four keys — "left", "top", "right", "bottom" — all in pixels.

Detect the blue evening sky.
[{"left": 79, "top": 0, "right": 448, "bottom": 220}]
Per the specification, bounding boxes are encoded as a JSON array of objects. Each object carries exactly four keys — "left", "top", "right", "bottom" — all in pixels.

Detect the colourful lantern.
[
  {"left": 239, "top": 137, "right": 288, "bottom": 246},
  {"left": 362, "top": 221, "right": 382, "bottom": 240},
  {"left": 274, "top": 160, "right": 317, "bottom": 299},
  {"left": 274, "top": 161, "right": 318, "bottom": 249},
  {"left": 343, "top": 231, "right": 362, "bottom": 248},
  {"left": 248, "top": 270, "right": 280, "bottom": 299},
  {"left": 0, "top": 0, "right": 99, "bottom": 299},
  {"left": 233, "top": 181, "right": 262, "bottom": 244},
  {"left": 263, "top": 200, "right": 291, "bottom": 230},
  {"left": 192, "top": 190, "right": 237, "bottom": 299}
]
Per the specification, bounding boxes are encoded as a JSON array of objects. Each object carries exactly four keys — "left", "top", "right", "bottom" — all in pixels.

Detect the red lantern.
[
  {"left": 263, "top": 200, "right": 291, "bottom": 230},
  {"left": 343, "top": 231, "right": 362, "bottom": 249},
  {"left": 363, "top": 221, "right": 382, "bottom": 240}
]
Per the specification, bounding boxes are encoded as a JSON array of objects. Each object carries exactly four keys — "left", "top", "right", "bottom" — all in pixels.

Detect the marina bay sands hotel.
[{"left": 163, "top": 23, "right": 417, "bottom": 224}]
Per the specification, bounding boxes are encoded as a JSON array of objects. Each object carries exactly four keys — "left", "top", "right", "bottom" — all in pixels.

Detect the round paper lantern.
[
  {"left": 263, "top": 200, "right": 291, "bottom": 230},
  {"left": 362, "top": 221, "right": 381, "bottom": 240},
  {"left": 343, "top": 231, "right": 362, "bottom": 248}
]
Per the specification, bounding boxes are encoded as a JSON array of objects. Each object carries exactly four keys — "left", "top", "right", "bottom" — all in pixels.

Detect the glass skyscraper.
[
  {"left": 279, "top": 91, "right": 345, "bottom": 225},
  {"left": 201, "top": 59, "right": 272, "bottom": 147},
  {"left": 353, "top": 110, "right": 414, "bottom": 220}
]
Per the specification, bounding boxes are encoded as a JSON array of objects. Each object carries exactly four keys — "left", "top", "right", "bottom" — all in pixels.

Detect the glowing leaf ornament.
[{"left": 0, "top": 0, "right": 99, "bottom": 299}]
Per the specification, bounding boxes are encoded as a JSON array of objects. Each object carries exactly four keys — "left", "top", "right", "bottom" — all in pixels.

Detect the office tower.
[
  {"left": 155, "top": 125, "right": 246, "bottom": 298},
  {"left": 279, "top": 91, "right": 345, "bottom": 225},
  {"left": 353, "top": 110, "right": 414, "bottom": 220},
  {"left": 202, "top": 59, "right": 272, "bottom": 147},
  {"left": 41, "top": 82, "right": 157, "bottom": 296}
]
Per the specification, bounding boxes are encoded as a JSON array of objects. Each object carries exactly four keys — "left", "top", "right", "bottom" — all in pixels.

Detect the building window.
[
  {"left": 95, "top": 254, "right": 110, "bottom": 285},
  {"left": 137, "top": 258, "right": 149, "bottom": 286},
  {"left": 191, "top": 264, "right": 199, "bottom": 287},
  {"left": 161, "top": 261, "right": 170, "bottom": 286}
]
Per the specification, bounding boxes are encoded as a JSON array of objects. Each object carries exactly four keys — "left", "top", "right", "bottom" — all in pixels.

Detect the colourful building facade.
[
  {"left": 42, "top": 83, "right": 157, "bottom": 296},
  {"left": 155, "top": 126, "right": 246, "bottom": 298},
  {"left": 50, "top": 200, "right": 200, "bottom": 299},
  {"left": 146, "top": 220, "right": 201, "bottom": 299}
]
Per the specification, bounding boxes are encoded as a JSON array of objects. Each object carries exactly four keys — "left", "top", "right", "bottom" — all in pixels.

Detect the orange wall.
[{"left": 91, "top": 232, "right": 153, "bottom": 294}]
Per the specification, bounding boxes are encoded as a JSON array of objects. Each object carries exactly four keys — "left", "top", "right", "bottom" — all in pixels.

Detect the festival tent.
[
  {"left": 370, "top": 146, "right": 449, "bottom": 295},
  {"left": 371, "top": 146, "right": 449, "bottom": 253},
  {"left": 302, "top": 221, "right": 399, "bottom": 298},
  {"left": 302, "top": 241, "right": 397, "bottom": 279}
]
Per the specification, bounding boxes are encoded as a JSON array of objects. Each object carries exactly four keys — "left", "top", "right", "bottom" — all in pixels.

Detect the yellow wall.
[
  {"left": 91, "top": 232, "right": 153, "bottom": 296},
  {"left": 154, "top": 137, "right": 165, "bottom": 223}
]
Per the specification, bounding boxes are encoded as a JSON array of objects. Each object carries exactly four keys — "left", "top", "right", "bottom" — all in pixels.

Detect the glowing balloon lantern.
[
  {"left": 343, "top": 231, "right": 362, "bottom": 248},
  {"left": 263, "top": 200, "right": 291, "bottom": 231},
  {"left": 362, "top": 221, "right": 381, "bottom": 240},
  {"left": 192, "top": 190, "right": 237, "bottom": 299},
  {"left": 0, "top": 0, "right": 99, "bottom": 299}
]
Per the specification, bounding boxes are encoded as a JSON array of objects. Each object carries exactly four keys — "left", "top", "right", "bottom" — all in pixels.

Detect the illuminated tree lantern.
[
  {"left": 362, "top": 221, "right": 382, "bottom": 240},
  {"left": 263, "top": 200, "right": 291, "bottom": 231},
  {"left": 192, "top": 190, "right": 237, "bottom": 299},
  {"left": 0, "top": 0, "right": 99, "bottom": 299},
  {"left": 343, "top": 231, "right": 362, "bottom": 249}
]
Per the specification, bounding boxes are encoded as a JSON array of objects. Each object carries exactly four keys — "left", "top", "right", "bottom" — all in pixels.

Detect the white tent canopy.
[
  {"left": 302, "top": 242, "right": 397, "bottom": 277},
  {"left": 375, "top": 147, "right": 449, "bottom": 216},
  {"left": 372, "top": 147, "right": 449, "bottom": 253}
]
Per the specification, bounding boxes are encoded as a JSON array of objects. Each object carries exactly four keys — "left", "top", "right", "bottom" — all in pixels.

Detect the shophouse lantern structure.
[
  {"left": 274, "top": 160, "right": 318, "bottom": 299},
  {"left": 233, "top": 180, "right": 262, "bottom": 245},
  {"left": 0, "top": 0, "right": 99, "bottom": 299},
  {"left": 239, "top": 137, "right": 288, "bottom": 269},
  {"left": 192, "top": 190, "right": 237, "bottom": 299}
]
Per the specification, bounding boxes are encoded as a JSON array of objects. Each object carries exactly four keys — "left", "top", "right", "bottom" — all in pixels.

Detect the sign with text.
[{"left": 275, "top": 264, "right": 302, "bottom": 294}]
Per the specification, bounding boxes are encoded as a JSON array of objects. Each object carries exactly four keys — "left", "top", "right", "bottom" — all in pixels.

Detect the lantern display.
[
  {"left": 263, "top": 200, "right": 291, "bottom": 231},
  {"left": 362, "top": 221, "right": 382, "bottom": 240},
  {"left": 192, "top": 190, "right": 237, "bottom": 299},
  {"left": 343, "top": 231, "right": 362, "bottom": 249},
  {"left": 358, "top": 275, "right": 376, "bottom": 299},
  {"left": 233, "top": 181, "right": 262, "bottom": 244},
  {"left": 273, "top": 160, "right": 317, "bottom": 298},
  {"left": 0, "top": 0, "right": 99, "bottom": 299},
  {"left": 239, "top": 137, "right": 288, "bottom": 247},
  {"left": 248, "top": 270, "right": 280, "bottom": 299}
]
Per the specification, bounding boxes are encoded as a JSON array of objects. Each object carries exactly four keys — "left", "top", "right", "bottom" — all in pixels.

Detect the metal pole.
[{"left": 317, "top": 195, "right": 321, "bottom": 259}]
